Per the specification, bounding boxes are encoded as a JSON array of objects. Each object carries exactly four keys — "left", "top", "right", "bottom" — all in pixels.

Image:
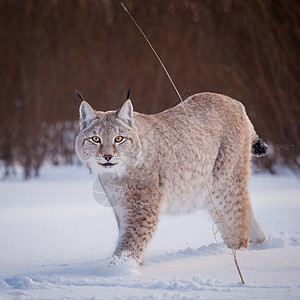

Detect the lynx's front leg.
[{"left": 112, "top": 179, "right": 162, "bottom": 264}]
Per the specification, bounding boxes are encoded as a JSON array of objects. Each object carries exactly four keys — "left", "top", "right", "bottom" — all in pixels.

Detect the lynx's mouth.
[{"left": 100, "top": 162, "right": 117, "bottom": 168}]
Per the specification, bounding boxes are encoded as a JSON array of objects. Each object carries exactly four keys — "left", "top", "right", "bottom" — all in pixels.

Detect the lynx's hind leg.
[
  {"left": 210, "top": 138, "right": 252, "bottom": 249},
  {"left": 248, "top": 204, "right": 266, "bottom": 244},
  {"left": 209, "top": 183, "right": 250, "bottom": 250}
]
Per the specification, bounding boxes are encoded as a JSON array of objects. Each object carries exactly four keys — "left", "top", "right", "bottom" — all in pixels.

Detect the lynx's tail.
[
  {"left": 242, "top": 104, "right": 268, "bottom": 158},
  {"left": 252, "top": 138, "right": 268, "bottom": 157}
]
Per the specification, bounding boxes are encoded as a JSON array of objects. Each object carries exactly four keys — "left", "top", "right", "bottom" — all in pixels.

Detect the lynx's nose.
[{"left": 103, "top": 154, "right": 113, "bottom": 161}]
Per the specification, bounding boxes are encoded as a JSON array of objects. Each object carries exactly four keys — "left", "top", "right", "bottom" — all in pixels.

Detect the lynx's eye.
[
  {"left": 91, "top": 136, "right": 101, "bottom": 143},
  {"left": 114, "top": 136, "right": 124, "bottom": 143}
]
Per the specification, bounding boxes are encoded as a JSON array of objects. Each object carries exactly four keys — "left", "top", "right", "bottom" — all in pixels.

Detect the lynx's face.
[{"left": 75, "top": 99, "right": 142, "bottom": 176}]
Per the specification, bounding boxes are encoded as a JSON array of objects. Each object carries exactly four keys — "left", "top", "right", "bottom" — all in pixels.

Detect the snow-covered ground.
[{"left": 0, "top": 165, "right": 299, "bottom": 299}]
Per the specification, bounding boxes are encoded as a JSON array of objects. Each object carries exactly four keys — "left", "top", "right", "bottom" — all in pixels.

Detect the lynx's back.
[{"left": 132, "top": 92, "right": 253, "bottom": 214}]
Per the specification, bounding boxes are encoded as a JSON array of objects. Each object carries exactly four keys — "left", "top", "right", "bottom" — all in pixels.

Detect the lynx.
[{"left": 75, "top": 92, "right": 267, "bottom": 264}]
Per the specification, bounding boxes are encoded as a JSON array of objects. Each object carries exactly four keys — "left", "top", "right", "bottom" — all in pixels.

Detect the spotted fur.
[{"left": 75, "top": 92, "right": 266, "bottom": 263}]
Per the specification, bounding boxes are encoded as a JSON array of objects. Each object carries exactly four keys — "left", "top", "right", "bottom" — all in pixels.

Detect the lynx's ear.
[
  {"left": 79, "top": 101, "right": 96, "bottom": 130},
  {"left": 116, "top": 99, "right": 133, "bottom": 127}
]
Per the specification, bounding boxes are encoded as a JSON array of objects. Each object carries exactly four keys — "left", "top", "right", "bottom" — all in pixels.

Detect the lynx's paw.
[
  {"left": 98, "top": 253, "right": 139, "bottom": 276},
  {"left": 249, "top": 231, "right": 266, "bottom": 244},
  {"left": 226, "top": 237, "right": 249, "bottom": 250}
]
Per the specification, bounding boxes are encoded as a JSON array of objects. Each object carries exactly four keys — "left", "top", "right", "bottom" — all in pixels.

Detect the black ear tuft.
[
  {"left": 75, "top": 90, "right": 85, "bottom": 101},
  {"left": 126, "top": 88, "right": 132, "bottom": 100}
]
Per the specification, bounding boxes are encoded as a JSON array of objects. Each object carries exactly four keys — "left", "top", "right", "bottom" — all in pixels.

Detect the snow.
[{"left": 0, "top": 165, "right": 299, "bottom": 299}]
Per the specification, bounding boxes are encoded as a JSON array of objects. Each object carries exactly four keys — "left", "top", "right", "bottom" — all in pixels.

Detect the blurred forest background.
[{"left": 0, "top": 0, "right": 299, "bottom": 178}]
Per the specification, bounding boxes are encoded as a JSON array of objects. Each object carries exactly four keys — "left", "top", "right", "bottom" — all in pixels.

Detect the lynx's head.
[{"left": 75, "top": 98, "right": 142, "bottom": 176}]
